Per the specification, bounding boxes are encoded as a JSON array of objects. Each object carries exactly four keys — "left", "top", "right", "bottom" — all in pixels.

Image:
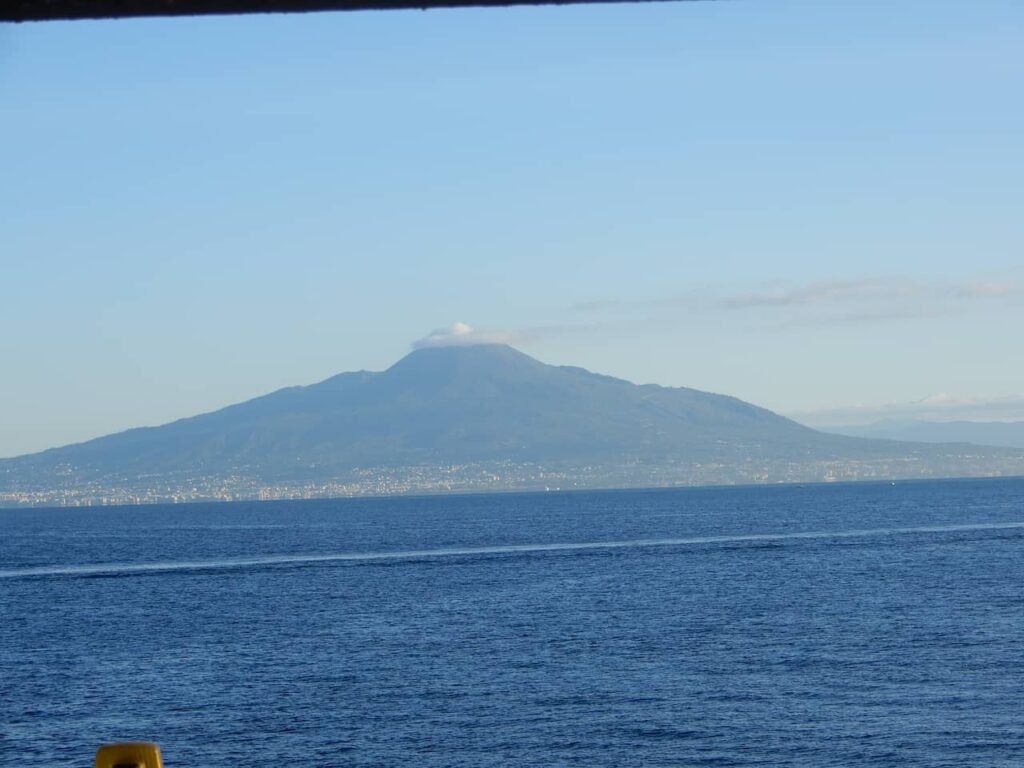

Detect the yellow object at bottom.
[{"left": 95, "top": 742, "right": 163, "bottom": 768}]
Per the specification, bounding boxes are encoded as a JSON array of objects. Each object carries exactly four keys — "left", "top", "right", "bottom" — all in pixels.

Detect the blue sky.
[{"left": 2, "top": 0, "right": 1022, "bottom": 456}]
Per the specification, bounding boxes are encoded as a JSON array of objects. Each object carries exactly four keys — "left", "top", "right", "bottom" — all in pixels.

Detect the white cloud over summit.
[{"left": 412, "top": 322, "right": 525, "bottom": 349}]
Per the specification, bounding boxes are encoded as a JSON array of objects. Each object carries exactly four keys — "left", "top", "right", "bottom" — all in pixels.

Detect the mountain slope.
[{"left": 3, "top": 345, "right": 1022, "bottom": 494}]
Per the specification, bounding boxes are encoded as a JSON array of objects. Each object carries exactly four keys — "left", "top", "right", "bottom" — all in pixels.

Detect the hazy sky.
[{"left": 2, "top": 0, "right": 1022, "bottom": 457}]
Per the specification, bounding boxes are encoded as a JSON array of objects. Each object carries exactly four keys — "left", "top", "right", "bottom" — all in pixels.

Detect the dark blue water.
[{"left": 2, "top": 478, "right": 1023, "bottom": 767}]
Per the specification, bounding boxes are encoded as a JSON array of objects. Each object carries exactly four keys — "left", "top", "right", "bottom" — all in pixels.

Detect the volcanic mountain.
[{"left": 3, "top": 344, "right": 1022, "bottom": 494}]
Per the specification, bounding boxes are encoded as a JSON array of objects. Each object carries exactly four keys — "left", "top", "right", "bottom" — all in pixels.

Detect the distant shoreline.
[{"left": 3, "top": 473, "right": 1021, "bottom": 514}]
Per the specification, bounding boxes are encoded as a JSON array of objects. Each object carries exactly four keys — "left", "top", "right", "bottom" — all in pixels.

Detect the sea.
[{"left": 2, "top": 478, "right": 1023, "bottom": 767}]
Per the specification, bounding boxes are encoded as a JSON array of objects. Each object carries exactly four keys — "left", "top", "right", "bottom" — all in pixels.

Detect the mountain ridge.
[{"left": 3, "top": 344, "right": 1023, "bottom": 505}]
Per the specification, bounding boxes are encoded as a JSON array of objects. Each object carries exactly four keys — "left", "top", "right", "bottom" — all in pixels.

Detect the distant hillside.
[
  {"left": 3, "top": 345, "right": 1023, "bottom": 504},
  {"left": 822, "top": 419, "right": 1024, "bottom": 451}
]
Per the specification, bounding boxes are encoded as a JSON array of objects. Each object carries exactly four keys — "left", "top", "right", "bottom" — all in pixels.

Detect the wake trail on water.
[{"left": 2, "top": 521, "right": 1024, "bottom": 580}]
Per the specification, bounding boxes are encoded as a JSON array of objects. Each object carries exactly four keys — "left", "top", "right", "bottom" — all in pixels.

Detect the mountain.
[
  {"left": 822, "top": 419, "right": 1024, "bottom": 451},
  {"left": 3, "top": 344, "right": 1023, "bottom": 504}
]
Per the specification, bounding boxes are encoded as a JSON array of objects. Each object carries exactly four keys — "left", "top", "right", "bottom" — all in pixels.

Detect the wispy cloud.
[
  {"left": 571, "top": 299, "right": 626, "bottom": 313},
  {"left": 571, "top": 274, "right": 1023, "bottom": 326},
  {"left": 788, "top": 393, "right": 1024, "bottom": 427},
  {"left": 778, "top": 306, "right": 947, "bottom": 328},
  {"left": 952, "top": 280, "right": 1024, "bottom": 299},
  {"left": 716, "top": 278, "right": 916, "bottom": 310}
]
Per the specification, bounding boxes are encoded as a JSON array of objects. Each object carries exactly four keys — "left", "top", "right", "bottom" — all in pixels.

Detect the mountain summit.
[{"left": 3, "top": 344, "right": 1022, "bottom": 504}]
